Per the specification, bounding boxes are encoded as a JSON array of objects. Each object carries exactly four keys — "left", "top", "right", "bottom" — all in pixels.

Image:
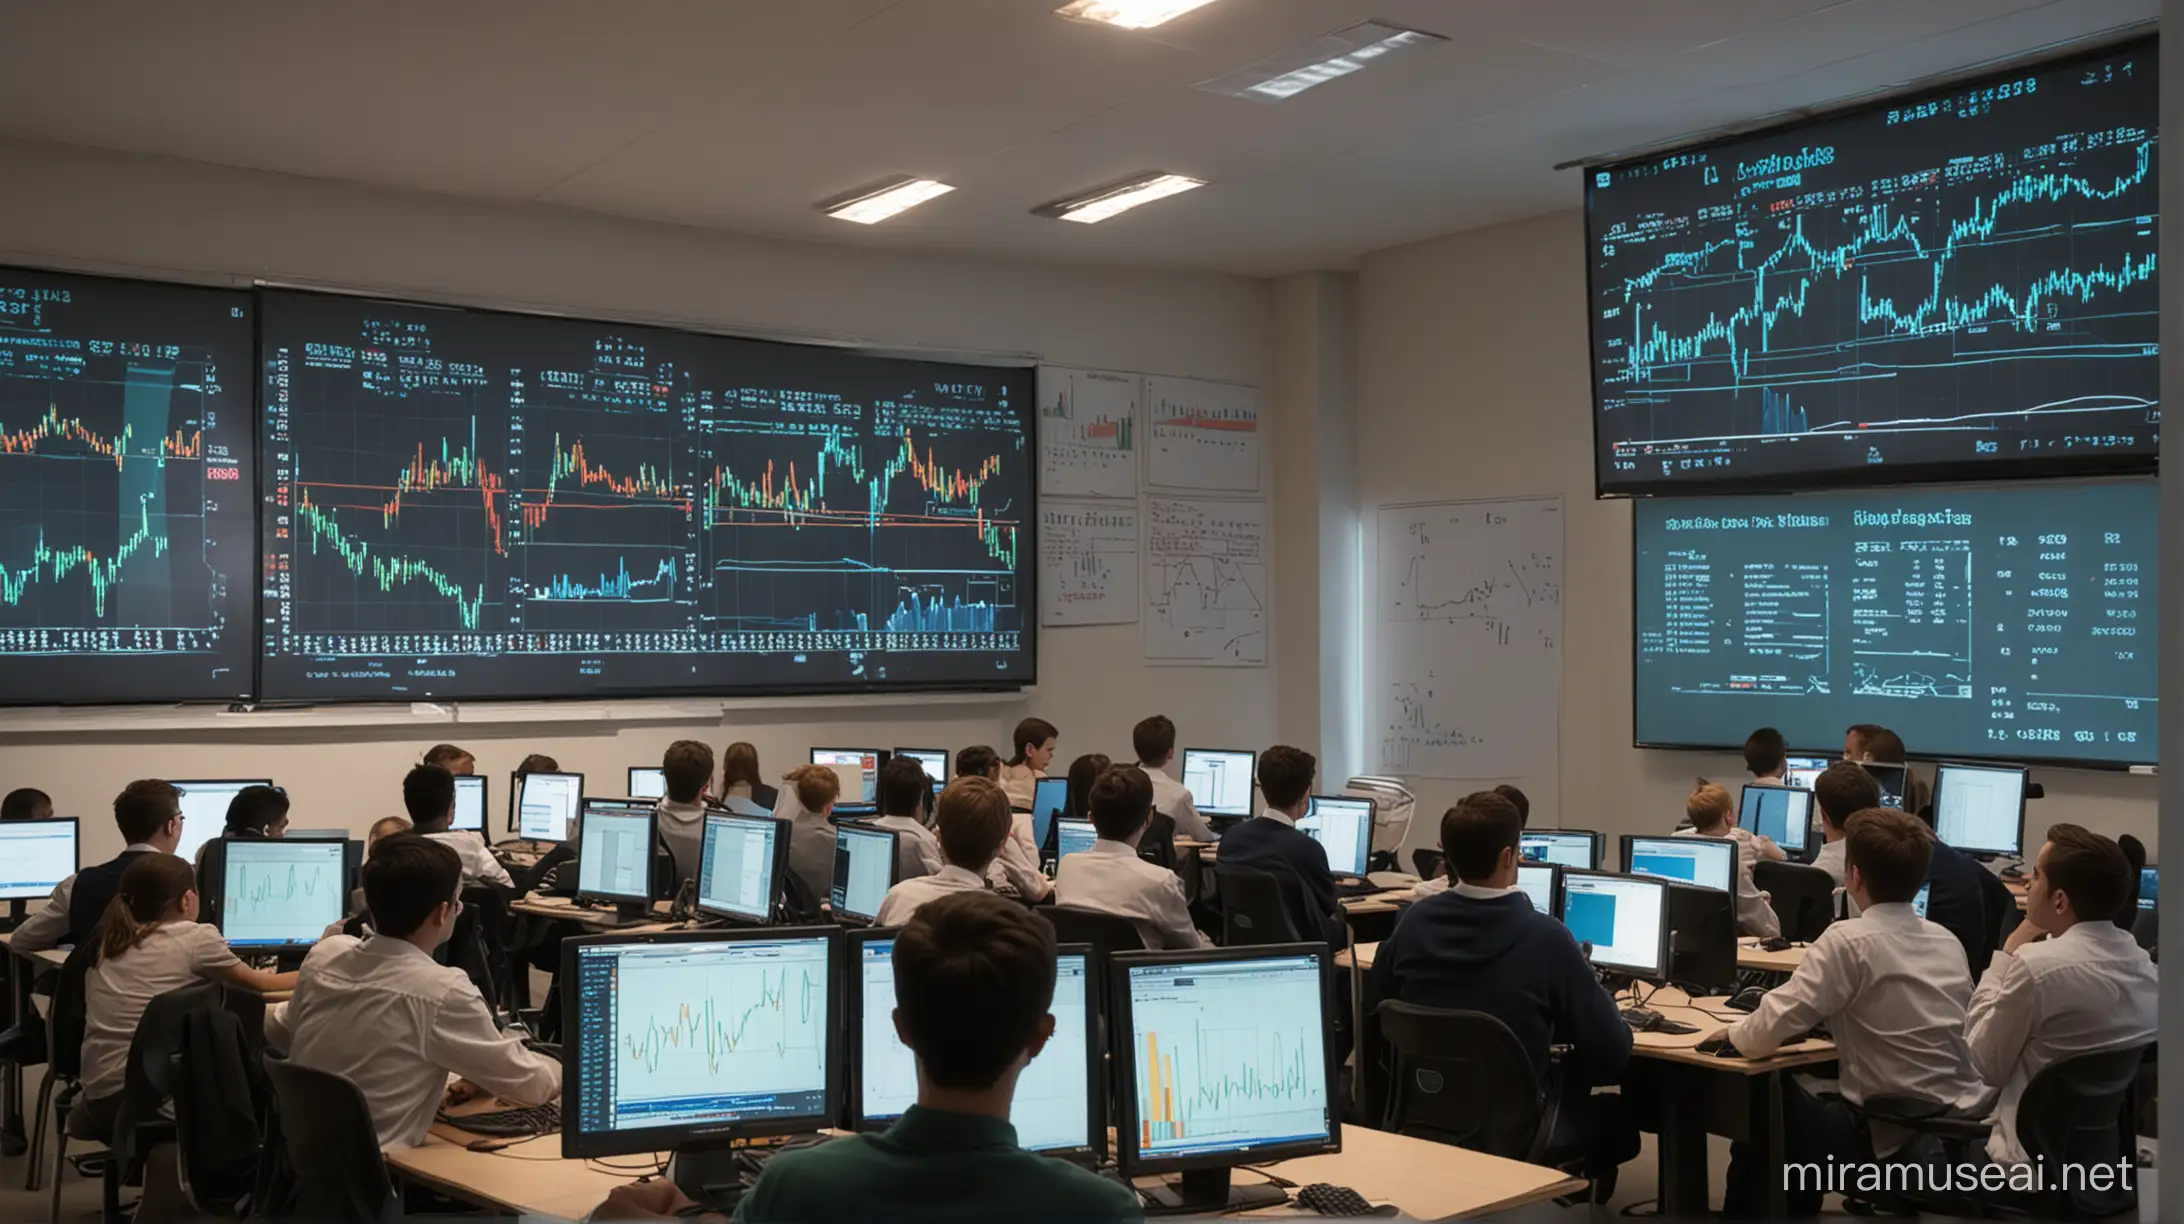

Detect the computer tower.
[{"left": 1661, "top": 881, "right": 1737, "bottom": 996}]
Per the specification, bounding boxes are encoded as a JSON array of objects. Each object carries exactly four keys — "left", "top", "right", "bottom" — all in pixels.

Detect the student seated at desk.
[
  {"left": 998, "top": 717, "right": 1057, "bottom": 810},
  {"left": 270, "top": 835, "right": 561, "bottom": 1150},
  {"left": 196, "top": 783, "right": 291, "bottom": 873},
  {"left": 1810, "top": 762, "right": 1880, "bottom": 886},
  {"left": 1368, "top": 791, "right": 1634, "bottom": 1187},
  {"left": 1745, "top": 726, "right": 1789, "bottom": 786},
  {"left": 876, "top": 779, "right": 1009, "bottom": 927},
  {"left": 1967, "top": 824, "right": 2156, "bottom": 1171},
  {"left": 1675, "top": 780, "right": 1783, "bottom": 939},
  {"left": 870, "top": 757, "right": 943, "bottom": 880},
  {"left": 76, "top": 855, "right": 297, "bottom": 1141},
  {"left": 410, "top": 764, "right": 513, "bottom": 889},
  {"left": 719, "top": 741, "right": 778, "bottom": 813},
  {"left": 422, "top": 743, "right": 476, "bottom": 776},
  {"left": 780, "top": 764, "right": 843, "bottom": 906},
  {"left": 1709, "top": 808, "right": 1989, "bottom": 1218},
  {"left": 655, "top": 739, "right": 714, "bottom": 889},
  {"left": 1, "top": 787, "right": 51, "bottom": 822},
  {"left": 953, "top": 743, "right": 1049, "bottom": 900},
  {"left": 327, "top": 816, "right": 417, "bottom": 939},
  {"left": 733, "top": 890, "right": 1143, "bottom": 1223},
  {"left": 1130, "top": 715, "right": 1213, "bottom": 842},
  {"left": 1054, "top": 767, "right": 1204, "bottom": 950},
  {"left": 15, "top": 779, "right": 189, "bottom": 954},
  {"left": 1217, "top": 746, "right": 1337, "bottom": 922}
]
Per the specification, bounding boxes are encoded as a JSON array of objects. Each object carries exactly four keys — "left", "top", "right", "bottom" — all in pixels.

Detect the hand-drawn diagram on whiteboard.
[
  {"left": 1374, "top": 498, "right": 1562, "bottom": 778},
  {"left": 1144, "top": 497, "right": 1266, "bottom": 666},
  {"left": 1037, "top": 366, "right": 1139, "bottom": 500},
  {"left": 1040, "top": 501, "right": 1139, "bottom": 627},
  {"left": 1144, "top": 375, "right": 1261, "bottom": 494}
]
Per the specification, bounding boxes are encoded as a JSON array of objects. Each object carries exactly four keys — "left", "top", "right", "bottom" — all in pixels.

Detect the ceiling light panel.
[
  {"left": 1055, "top": 0, "right": 1222, "bottom": 31},
  {"left": 819, "top": 177, "right": 955, "bottom": 224},
  {"left": 1034, "top": 173, "right": 1206, "bottom": 224},
  {"left": 1197, "top": 20, "right": 1448, "bottom": 102}
]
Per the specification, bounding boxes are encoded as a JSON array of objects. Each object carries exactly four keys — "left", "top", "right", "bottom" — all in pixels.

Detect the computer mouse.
[
  {"left": 1726, "top": 985, "right": 1768, "bottom": 1013},
  {"left": 1694, "top": 1035, "right": 1740, "bottom": 1058},
  {"left": 1759, "top": 936, "right": 1793, "bottom": 953}
]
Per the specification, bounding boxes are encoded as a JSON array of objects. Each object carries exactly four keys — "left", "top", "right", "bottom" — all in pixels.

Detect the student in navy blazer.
[{"left": 1215, "top": 745, "right": 1338, "bottom": 922}]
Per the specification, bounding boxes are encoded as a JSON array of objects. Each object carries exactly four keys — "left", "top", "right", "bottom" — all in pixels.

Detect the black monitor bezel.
[
  {"left": 575, "top": 800, "right": 660, "bottom": 906},
  {"left": 627, "top": 766, "right": 668, "bottom": 801},
  {"left": 1301, "top": 794, "right": 1377, "bottom": 876},
  {"left": 1930, "top": 760, "right": 2029, "bottom": 858},
  {"left": 1739, "top": 784, "right": 1813, "bottom": 853},
  {"left": 1178, "top": 748, "right": 1259, "bottom": 818},
  {"left": 510, "top": 770, "right": 585, "bottom": 841},
  {"left": 695, "top": 811, "right": 791, "bottom": 926},
  {"left": 1620, "top": 833, "right": 1736, "bottom": 895},
  {"left": 207, "top": 835, "right": 350, "bottom": 953},
  {"left": 0, "top": 817, "right": 80, "bottom": 901},
  {"left": 1519, "top": 828, "right": 1602, "bottom": 871},
  {"left": 830, "top": 824, "right": 901, "bottom": 922},
  {"left": 1513, "top": 861, "right": 1562, "bottom": 917},
  {"left": 450, "top": 774, "right": 490, "bottom": 834},
  {"left": 1554, "top": 870, "right": 1670, "bottom": 980}
]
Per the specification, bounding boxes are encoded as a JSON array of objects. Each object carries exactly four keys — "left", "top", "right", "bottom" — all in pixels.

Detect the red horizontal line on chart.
[{"left": 1151, "top": 415, "right": 1257, "bottom": 432}]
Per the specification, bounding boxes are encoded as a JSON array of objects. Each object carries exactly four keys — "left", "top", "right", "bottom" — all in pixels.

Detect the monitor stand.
[
  {"left": 1139, "top": 1167, "right": 1288, "bottom": 1216},
  {"left": 614, "top": 899, "right": 653, "bottom": 926}
]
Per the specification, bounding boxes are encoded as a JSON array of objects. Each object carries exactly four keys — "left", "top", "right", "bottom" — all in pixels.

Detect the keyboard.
[{"left": 442, "top": 1102, "right": 560, "bottom": 1137}]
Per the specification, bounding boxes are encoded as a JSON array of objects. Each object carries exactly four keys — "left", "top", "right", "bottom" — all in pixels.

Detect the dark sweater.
[
  {"left": 1922, "top": 842, "right": 1991, "bottom": 976},
  {"left": 67, "top": 849, "right": 155, "bottom": 945},
  {"left": 1368, "top": 888, "right": 1632, "bottom": 1086},
  {"left": 1218, "top": 815, "right": 1337, "bottom": 920}
]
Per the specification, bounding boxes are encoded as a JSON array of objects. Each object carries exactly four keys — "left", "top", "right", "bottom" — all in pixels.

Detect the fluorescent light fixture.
[
  {"left": 819, "top": 177, "right": 955, "bottom": 225},
  {"left": 1197, "top": 20, "right": 1447, "bottom": 102},
  {"left": 1055, "top": 0, "right": 1221, "bottom": 29},
  {"left": 1034, "top": 173, "right": 1205, "bottom": 224}
]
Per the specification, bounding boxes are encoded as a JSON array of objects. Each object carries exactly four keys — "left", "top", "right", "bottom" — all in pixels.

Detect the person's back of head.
[
  {"left": 1132, "top": 715, "right": 1177, "bottom": 768},
  {"left": 720, "top": 741, "right": 763, "bottom": 791},
  {"left": 225, "top": 784, "right": 291, "bottom": 837},
  {"left": 2039, "top": 823, "right": 2132, "bottom": 927},
  {"left": 1441, "top": 791, "right": 1524, "bottom": 885},
  {"left": 99, "top": 853, "right": 197, "bottom": 962},
  {"left": 403, "top": 764, "right": 457, "bottom": 831},
  {"left": 1257, "top": 745, "right": 1316, "bottom": 813},
  {"left": 1491, "top": 784, "right": 1530, "bottom": 828},
  {"left": 2116, "top": 834, "right": 2148, "bottom": 930},
  {"left": 877, "top": 757, "right": 932, "bottom": 819},
  {"left": 934, "top": 777, "right": 1012, "bottom": 874},
  {"left": 114, "top": 779, "right": 182, "bottom": 847},
  {"left": 365, "top": 816, "right": 412, "bottom": 855},
  {"left": 783, "top": 764, "right": 841, "bottom": 816},
  {"left": 362, "top": 834, "right": 464, "bottom": 940},
  {"left": 1744, "top": 727, "right": 1788, "bottom": 777},
  {"left": 1812, "top": 761, "right": 1881, "bottom": 831},
  {"left": 1685, "top": 778, "right": 1733, "bottom": 833},
  {"left": 1844, "top": 808, "right": 1934, "bottom": 905},
  {"left": 892, "top": 890, "right": 1057, "bottom": 1091},
  {"left": 1088, "top": 767, "right": 1154, "bottom": 843},
  {"left": 514, "top": 753, "right": 560, "bottom": 778},
  {"left": 955, "top": 745, "right": 1001, "bottom": 783},
  {"left": 422, "top": 744, "right": 475, "bottom": 775},
  {"left": 1063, "top": 753, "right": 1111, "bottom": 820},
  {"left": 1845, "top": 724, "right": 1905, "bottom": 764},
  {"left": 1, "top": 787, "right": 52, "bottom": 822},
  {"left": 661, "top": 739, "right": 714, "bottom": 805}
]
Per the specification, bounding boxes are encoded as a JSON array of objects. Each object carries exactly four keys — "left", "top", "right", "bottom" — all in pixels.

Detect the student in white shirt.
[
  {"left": 778, "top": 765, "right": 843, "bottom": 908},
  {"left": 76, "top": 855, "right": 296, "bottom": 1141},
  {"left": 1808, "top": 761, "right": 1880, "bottom": 886},
  {"left": 948, "top": 745, "right": 1046, "bottom": 902},
  {"left": 409, "top": 764, "right": 514, "bottom": 890},
  {"left": 1130, "top": 715, "right": 1214, "bottom": 842},
  {"left": 998, "top": 717, "right": 1058, "bottom": 810},
  {"left": 1707, "top": 808, "right": 1990, "bottom": 1217},
  {"left": 270, "top": 835, "right": 561, "bottom": 1151},
  {"left": 12, "top": 781, "right": 189, "bottom": 955},
  {"left": 1966, "top": 824, "right": 2156, "bottom": 1169},
  {"left": 875, "top": 778, "right": 1009, "bottom": 927},
  {"left": 869, "top": 757, "right": 943, "bottom": 880},
  {"left": 1674, "top": 779, "right": 1783, "bottom": 939},
  {"left": 1055, "top": 766, "right": 1205, "bottom": 950},
  {"left": 655, "top": 739, "right": 714, "bottom": 891}
]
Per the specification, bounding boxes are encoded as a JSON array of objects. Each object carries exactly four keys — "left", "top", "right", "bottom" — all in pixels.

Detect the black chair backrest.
[
  {"left": 1138, "top": 813, "right": 1177, "bottom": 873},
  {"left": 1411, "top": 848, "right": 1445, "bottom": 882},
  {"left": 2017, "top": 1043, "right": 2149, "bottom": 1218},
  {"left": 48, "top": 937, "right": 99, "bottom": 1080},
  {"left": 1755, "top": 860, "right": 1835, "bottom": 943},
  {"left": 169, "top": 1003, "right": 266, "bottom": 1216},
  {"left": 445, "top": 885, "right": 515, "bottom": 1014},
  {"left": 261, "top": 1054, "right": 398, "bottom": 1222},
  {"left": 1217, "top": 865, "right": 1303, "bottom": 946},
  {"left": 779, "top": 864, "right": 824, "bottom": 925},
  {"left": 116, "top": 981, "right": 225, "bottom": 1168},
  {"left": 1042, "top": 906, "right": 1146, "bottom": 963},
  {"left": 1375, "top": 1001, "right": 1551, "bottom": 1160}
]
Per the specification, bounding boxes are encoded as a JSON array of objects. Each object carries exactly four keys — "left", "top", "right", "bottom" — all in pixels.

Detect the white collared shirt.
[
  {"left": 874, "top": 864, "right": 988, "bottom": 927},
  {"left": 1054, "top": 839, "right": 1205, "bottom": 950},
  {"left": 83, "top": 921, "right": 241, "bottom": 1098},
  {"left": 1675, "top": 826, "right": 1781, "bottom": 940},
  {"left": 1966, "top": 921, "right": 2157, "bottom": 1166},
  {"left": 1257, "top": 807, "right": 1298, "bottom": 829},
  {"left": 1138, "top": 765, "right": 1213, "bottom": 842},
  {"left": 1729, "top": 902, "right": 1988, "bottom": 1127},
  {"left": 999, "top": 762, "right": 1044, "bottom": 810},
  {"left": 1451, "top": 881, "right": 1519, "bottom": 900},
  {"left": 985, "top": 812, "right": 1051, "bottom": 902},
  {"left": 268, "top": 935, "right": 560, "bottom": 1150},
  {"left": 1812, "top": 838, "right": 1846, "bottom": 885},
  {"left": 10, "top": 841, "right": 162, "bottom": 954},
  {"left": 422, "top": 830, "right": 513, "bottom": 890},
  {"left": 870, "top": 814, "right": 943, "bottom": 879}
]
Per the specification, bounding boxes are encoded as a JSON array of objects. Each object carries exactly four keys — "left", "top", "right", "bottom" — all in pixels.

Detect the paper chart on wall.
[
  {"left": 1373, "top": 497, "right": 1562, "bottom": 779},
  {"left": 1036, "top": 366, "right": 1139, "bottom": 500},
  {"left": 1143, "top": 375, "right": 1261, "bottom": 494},
  {"left": 1040, "top": 501, "right": 1139, "bottom": 627},
  {"left": 1144, "top": 497, "right": 1266, "bottom": 667}
]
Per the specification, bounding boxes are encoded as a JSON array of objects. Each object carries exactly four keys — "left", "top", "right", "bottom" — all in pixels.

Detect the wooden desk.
[
  {"left": 388, "top": 1126, "right": 664, "bottom": 1220},
  {"left": 511, "top": 894, "right": 679, "bottom": 932},
  {"left": 1734, "top": 939, "right": 1807, "bottom": 973}
]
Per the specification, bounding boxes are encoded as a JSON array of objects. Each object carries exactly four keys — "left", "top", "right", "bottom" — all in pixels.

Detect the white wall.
[
  {"left": 1358, "top": 209, "right": 2158, "bottom": 856},
  {"left": 0, "top": 138, "right": 1277, "bottom": 859}
]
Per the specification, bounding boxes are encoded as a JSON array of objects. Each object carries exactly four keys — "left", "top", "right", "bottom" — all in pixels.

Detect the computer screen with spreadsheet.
[
  {"left": 1180, "top": 749, "right": 1257, "bottom": 818},
  {"left": 1933, "top": 762, "right": 2026, "bottom": 857},
  {"left": 1623, "top": 836, "right": 1735, "bottom": 895},
  {"left": 1298, "top": 796, "right": 1373, "bottom": 877},
  {"left": 831, "top": 825, "right": 898, "bottom": 922},
  {"left": 452, "top": 774, "right": 487, "bottom": 833},
  {"left": 697, "top": 812, "right": 784, "bottom": 925},
  {"left": 578, "top": 801, "right": 657, "bottom": 904},
  {"left": 0, "top": 819, "right": 77, "bottom": 901}
]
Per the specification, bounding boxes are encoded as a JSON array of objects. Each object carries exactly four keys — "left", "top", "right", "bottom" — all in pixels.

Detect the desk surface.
[
  {"left": 1339, "top": 939, "right": 1809, "bottom": 976},
  {"left": 1624, "top": 985, "right": 1836, "bottom": 1073},
  {"left": 511, "top": 894, "right": 679, "bottom": 930},
  {"left": 390, "top": 1126, "right": 656, "bottom": 1221}
]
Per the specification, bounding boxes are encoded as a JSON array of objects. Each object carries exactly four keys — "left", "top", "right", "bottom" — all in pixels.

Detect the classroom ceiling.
[{"left": 0, "top": 0, "right": 2154, "bottom": 275}]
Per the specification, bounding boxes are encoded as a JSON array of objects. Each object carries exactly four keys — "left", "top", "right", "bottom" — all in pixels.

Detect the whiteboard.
[
  {"left": 1143, "top": 375, "right": 1261, "bottom": 494},
  {"left": 1144, "top": 497, "right": 1266, "bottom": 666},
  {"left": 1039, "top": 500, "right": 1139, "bottom": 626},
  {"left": 1036, "top": 366, "right": 1138, "bottom": 500},
  {"left": 1372, "top": 497, "right": 1562, "bottom": 779}
]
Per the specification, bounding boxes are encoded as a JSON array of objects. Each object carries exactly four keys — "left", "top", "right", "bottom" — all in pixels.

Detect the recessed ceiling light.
[
  {"left": 1197, "top": 20, "right": 1447, "bottom": 102},
  {"left": 818, "top": 177, "right": 956, "bottom": 225},
  {"left": 1033, "top": 173, "right": 1206, "bottom": 224},
  {"left": 1054, "top": 0, "right": 1222, "bottom": 31}
]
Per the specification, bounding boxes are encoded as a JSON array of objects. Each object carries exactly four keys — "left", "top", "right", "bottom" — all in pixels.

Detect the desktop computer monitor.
[
  {"left": 578, "top": 801, "right": 660, "bottom": 916},
  {"left": 832, "top": 825, "right": 899, "bottom": 923},
  {"left": 810, "top": 749, "right": 885, "bottom": 805},
  {"left": 1111, "top": 945, "right": 1339, "bottom": 1212},
  {"left": 1621, "top": 836, "right": 1735, "bottom": 894},
  {"left": 1518, "top": 830, "right": 1597, "bottom": 870},
  {"left": 1180, "top": 749, "right": 1257, "bottom": 819},
  {"left": 212, "top": 838, "right": 347, "bottom": 951},
  {"left": 452, "top": 775, "right": 488, "bottom": 833},
  {"left": 1783, "top": 754, "right": 1831, "bottom": 791},
  {"left": 1555, "top": 873, "right": 1668, "bottom": 980},
  {"left": 1514, "top": 864, "right": 1557, "bottom": 916},
  {"left": 516, "top": 772, "right": 584, "bottom": 842},
  {"left": 1932, "top": 762, "right": 2026, "bottom": 858},
  {"left": 173, "top": 780, "right": 275, "bottom": 866},
  {"left": 1741, "top": 785, "right": 1812, "bottom": 854},
  {"left": 850, "top": 930, "right": 1101, "bottom": 1159},
  {"left": 1032, "top": 776, "right": 1069, "bottom": 853},
  {"left": 697, "top": 812, "right": 788, "bottom": 926},
  {"left": 1298, "top": 796, "right": 1374, "bottom": 878},
  {"left": 1660, "top": 881, "right": 1737, "bottom": 996},
  {"left": 627, "top": 767, "right": 667, "bottom": 801},
  {"left": 1053, "top": 819, "right": 1098, "bottom": 866},
  {"left": 0, "top": 818, "right": 78, "bottom": 902},
  {"left": 2140, "top": 866, "right": 2158, "bottom": 912},
  {"left": 892, "top": 749, "right": 948, "bottom": 786},
  {"left": 560, "top": 928, "right": 842, "bottom": 1160},
  {"left": 1857, "top": 761, "right": 1909, "bottom": 811},
  {"left": 1913, "top": 882, "right": 1931, "bottom": 920}
]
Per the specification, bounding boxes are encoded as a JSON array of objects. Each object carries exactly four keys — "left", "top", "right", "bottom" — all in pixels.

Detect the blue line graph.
[{"left": 530, "top": 555, "right": 679, "bottom": 602}]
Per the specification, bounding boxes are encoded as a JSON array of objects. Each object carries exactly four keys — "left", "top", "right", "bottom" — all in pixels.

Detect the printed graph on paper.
[
  {"left": 1040, "top": 500, "right": 1138, "bottom": 627},
  {"left": 1144, "top": 497, "right": 1264, "bottom": 667},
  {"left": 1373, "top": 498, "right": 1562, "bottom": 779},
  {"left": 612, "top": 953, "right": 829, "bottom": 1109},
  {"left": 1589, "top": 40, "right": 2159, "bottom": 493},
  {"left": 0, "top": 268, "right": 255, "bottom": 703},
  {"left": 1143, "top": 375, "right": 1261, "bottom": 494},
  {"left": 1037, "top": 366, "right": 1137, "bottom": 500}
]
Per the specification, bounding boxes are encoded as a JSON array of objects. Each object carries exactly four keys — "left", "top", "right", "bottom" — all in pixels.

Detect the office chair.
[
  {"left": 1216, "top": 866, "right": 1303, "bottom": 946},
  {"left": 1410, "top": 848, "right": 1444, "bottom": 883},
  {"left": 262, "top": 1054, "right": 401, "bottom": 1221},
  {"left": 446, "top": 885, "right": 518, "bottom": 1018},
  {"left": 27, "top": 938, "right": 94, "bottom": 1199},
  {"left": 1754, "top": 861, "right": 1835, "bottom": 943},
  {"left": 1374, "top": 1002, "right": 1588, "bottom": 1189},
  {"left": 1137, "top": 813, "right": 1177, "bottom": 873},
  {"left": 1040, "top": 907, "right": 1145, "bottom": 964}
]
